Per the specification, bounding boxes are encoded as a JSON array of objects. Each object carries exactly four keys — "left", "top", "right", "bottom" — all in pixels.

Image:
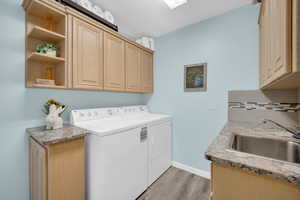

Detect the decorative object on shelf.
[
  {"left": 36, "top": 78, "right": 55, "bottom": 86},
  {"left": 184, "top": 63, "right": 207, "bottom": 92},
  {"left": 36, "top": 43, "right": 58, "bottom": 57},
  {"left": 45, "top": 67, "right": 54, "bottom": 80},
  {"left": 77, "top": 0, "right": 92, "bottom": 11},
  {"left": 93, "top": 5, "right": 104, "bottom": 18},
  {"left": 141, "top": 37, "right": 150, "bottom": 48},
  {"left": 45, "top": 16, "right": 55, "bottom": 31},
  {"left": 136, "top": 37, "right": 155, "bottom": 50},
  {"left": 103, "top": 11, "right": 114, "bottom": 24},
  {"left": 148, "top": 38, "right": 155, "bottom": 50},
  {"left": 59, "top": 0, "right": 118, "bottom": 31},
  {"left": 43, "top": 99, "right": 67, "bottom": 130}
]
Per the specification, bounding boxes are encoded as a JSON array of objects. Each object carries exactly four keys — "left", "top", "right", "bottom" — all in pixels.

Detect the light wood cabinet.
[
  {"left": 30, "top": 139, "right": 47, "bottom": 200},
  {"left": 125, "top": 43, "right": 141, "bottom": 92},
  {"left": 24, "top": 0, "right": 67, "bottom": 89},
  {"left": 259, "top": 0, "right": 300, "bottom": 89},
  {"left": 23, "top": 0, "right": 154, "bottom": 93},
  {"left": 104, "top": 32, "right": 126, "bottom": 91},
  {"left": 29, "top": 137, "right": 85, "bottom": 200},
  {"left": 211, "top": 162, "right": 300, "bottom": 200},
  {"left": 268, "top": 0, "right": 292, "bottom": 81},
  {"left": 141, "top": 51, "right": 154, "bottom": 93},
  {"left": 259, "top": 0, "right": 271, "bottom": 86},
  {"left": 72, "top": 17, "right": 104, "bottom": 90}
]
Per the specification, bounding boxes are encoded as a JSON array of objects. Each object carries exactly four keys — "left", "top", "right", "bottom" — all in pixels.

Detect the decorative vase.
[
  {"left": 78, "top": 0, "right": 92, "bottom": 11},
  {"left": 46, "top": 50, "right": 56, "bottom": 57},
  {"left": 46, "top": 104, "right": 65, "bottom": 130},
  {"left": 104, "top": 11, "right": 114, "bottom": 24},
  {"left": 93, "top": 5, "right": 104, "bottom": 18},
  {"left": 141, "top": 37, "right": 150, "bottom": 48}
]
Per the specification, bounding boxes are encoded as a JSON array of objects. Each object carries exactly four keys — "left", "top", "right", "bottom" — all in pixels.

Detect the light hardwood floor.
[{"left": 137, "top": 167, "right": 210, "bottom": 200}]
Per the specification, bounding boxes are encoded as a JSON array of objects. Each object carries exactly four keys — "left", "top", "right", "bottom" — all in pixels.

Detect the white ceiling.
[{"left": 91, "top": 0, "right": 254, "bottom": 39}]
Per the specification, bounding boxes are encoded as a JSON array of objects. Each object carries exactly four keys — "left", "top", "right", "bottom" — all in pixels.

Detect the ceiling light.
[{"left": 163, "top": 0, "right": 187, "bottom": 10}]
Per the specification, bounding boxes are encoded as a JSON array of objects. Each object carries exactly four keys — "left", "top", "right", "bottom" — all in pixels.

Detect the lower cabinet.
[
  {"left": 29, "top": 137, "right": 85, "bottom": 200},
  {"left": 211, "top": 162, "right": 300, "bottom": 200},
  {"left": 30, "top": 138, "right": 47, "bottom": 200}
]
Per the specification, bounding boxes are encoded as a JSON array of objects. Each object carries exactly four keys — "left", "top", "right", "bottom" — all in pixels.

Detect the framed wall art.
[{"left": 184, "top": 63, "right": 207, "bottom": 92}]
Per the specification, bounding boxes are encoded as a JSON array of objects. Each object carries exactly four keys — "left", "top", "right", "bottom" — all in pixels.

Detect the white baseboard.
[{"left": 172, "top": 161, "right": 211, "bottom": 180}]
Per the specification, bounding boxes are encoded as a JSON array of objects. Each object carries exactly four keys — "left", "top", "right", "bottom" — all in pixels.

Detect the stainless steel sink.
[{"left": 231, "top": 134, "right": 300, "bottom": 164}]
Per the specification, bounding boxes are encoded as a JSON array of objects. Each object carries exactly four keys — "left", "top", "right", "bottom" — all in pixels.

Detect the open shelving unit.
[{"left": 25, "top": 0, "right": 67, "bottom": 89}]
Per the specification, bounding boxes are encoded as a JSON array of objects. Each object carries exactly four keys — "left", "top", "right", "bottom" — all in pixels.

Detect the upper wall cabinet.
[
  {"left": 22, "top": 0, "right": 154, "bottom": 93},
  {"left": 141, "top": 51, "right": 154, "bottom": 93},
  {"left": 125, "top": 43, "right": 141, "bottom": 92},
  {"left": 104, "top": 32, "right": 125, "bottom": 91},
  {"left": 72, "top": 17, "right": 104, "bottom": 90},
  {"left": 259, "top": 0, "right": 300, "bottom": 89}
]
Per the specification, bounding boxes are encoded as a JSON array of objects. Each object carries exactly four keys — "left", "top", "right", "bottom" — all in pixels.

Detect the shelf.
[
  {"left": 28, "top": 26, "right": 65, "bottom": 43},
  {"left": 27, "top": 81, "right": 66, "bottom": 89},
  {"left": 27, "top": 0, "right": 65, "bottom": 22},
  {"left": 28, "top": 53, "right": 65, "bottom": 64}
]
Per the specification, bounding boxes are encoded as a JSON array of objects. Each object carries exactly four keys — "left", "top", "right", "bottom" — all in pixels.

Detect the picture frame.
[{"left": 184, "top": 63, "right": 207, "bottom": 92}]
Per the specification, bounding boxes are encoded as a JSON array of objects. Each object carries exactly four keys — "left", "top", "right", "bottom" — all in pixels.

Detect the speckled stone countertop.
[
  {"left": 205, "top": 121, "right": 300, "bottom": 186},
  {"left": 27, "top": 124, "right": 89, "bottom": 146}
]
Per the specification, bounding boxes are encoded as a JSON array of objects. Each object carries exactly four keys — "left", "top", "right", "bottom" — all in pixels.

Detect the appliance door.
[
  {"left": 87, "top": 128, "right": 148, "bottom": 200},
  {"left": 148, "top": 121, "right": 172, "bottom": 186}
]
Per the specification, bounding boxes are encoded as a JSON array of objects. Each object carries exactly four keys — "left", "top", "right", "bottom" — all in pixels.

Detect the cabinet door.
[
  {"left": 259, "top": 1, "right": 270, "bottom": 87},
  {"left": 259, "top": 0, "right": 292, "bottom": 88},
  {"left": 269, "top": 0, "right": 292, "bottom": 82},
  {"left": 125, "top": 43, "right": 141, "bottom": 92},
  {"left": 141, "top": 51, "right": 153, "bottom": 93},
  {"left": 212, "top": 162, "right": 300, "bottom": 200},
  {"left": 148, "top": 122, "right": 172, "bottom": 186},
  {"left": 260, "top": 0, "right": 275, "bottom": 87},
  {"left": 73, "top": 17, "right": 103, "bottom": 90},
  {"left": 104, "top": 32, "right": 125, "bottom": 91},
  {"left": 48, "top": 138, "right": 85, "bottom": 200},
  {"left": 30, "top": 138, "right": 47, "bottom": 200}
]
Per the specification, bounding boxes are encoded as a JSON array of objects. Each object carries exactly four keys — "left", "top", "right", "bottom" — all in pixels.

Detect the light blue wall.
[
  {"left": 145, "top": 5, "right": 260, "bottom": 171},
  {"left": 0, "top": 1, "right": 143, "bottom": 199}
]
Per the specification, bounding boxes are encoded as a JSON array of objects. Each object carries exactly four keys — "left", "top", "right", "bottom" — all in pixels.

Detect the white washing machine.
[{"left": 71, "top": 105, "right": 172, "bottom": 200}]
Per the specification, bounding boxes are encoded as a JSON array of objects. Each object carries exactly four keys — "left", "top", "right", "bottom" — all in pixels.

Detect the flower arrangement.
[
  {"left": 36, "top": 43, "right": 58, "bottom": 57},
  {"left": 43, "top": 99, "right": 66, "bottom": 116}
]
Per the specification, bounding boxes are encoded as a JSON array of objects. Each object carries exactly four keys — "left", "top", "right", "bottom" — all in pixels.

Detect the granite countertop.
[
  {"left": 27, "top": 124, "right": 89, "bottom": 146},
  {"left": 205, "top": 121, "right": 300, "bottom": 186}
]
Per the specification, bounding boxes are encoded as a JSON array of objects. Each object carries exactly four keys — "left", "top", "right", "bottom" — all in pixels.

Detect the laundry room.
[{"left": 1, "top": 0, "right": 300, "bottom": 200}]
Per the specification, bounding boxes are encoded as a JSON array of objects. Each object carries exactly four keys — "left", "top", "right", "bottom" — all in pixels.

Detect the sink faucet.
[{"left": 262, "top": 119, "right": 300, "bottom": 139}]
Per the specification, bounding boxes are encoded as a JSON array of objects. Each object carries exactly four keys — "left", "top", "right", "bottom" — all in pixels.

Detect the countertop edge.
[
  {"left": 206, "top": 153, "right": 300, "bottom": 186},
  {"left": 27, "top": 124, "right": 90, "bottom": 146},
  {"left": 205, "top": 121, "right": 300, "bottom": 187}
]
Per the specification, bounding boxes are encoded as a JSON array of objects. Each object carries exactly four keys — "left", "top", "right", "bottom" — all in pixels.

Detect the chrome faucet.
[{"left": 262, "top": 119, "right": 300, "bottom": 139}]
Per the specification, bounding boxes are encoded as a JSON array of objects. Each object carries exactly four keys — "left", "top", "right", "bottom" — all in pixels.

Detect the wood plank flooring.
[{"left": 137, "top": 167, "right": 210, "bottom": 200}]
